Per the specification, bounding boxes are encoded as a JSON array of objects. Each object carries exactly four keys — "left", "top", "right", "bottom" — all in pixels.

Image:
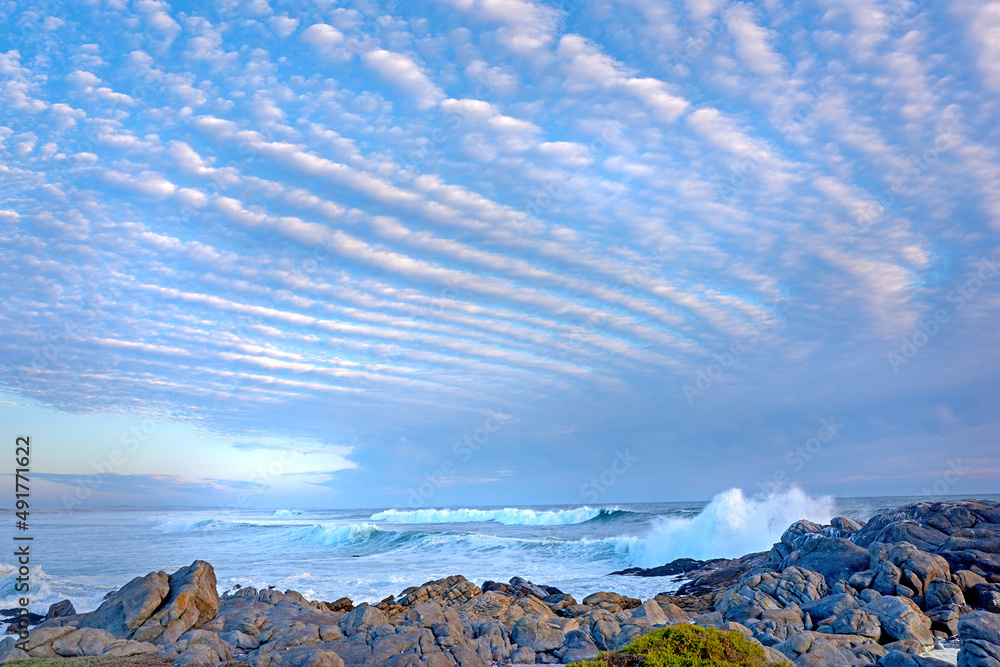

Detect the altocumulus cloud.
[{"left": 1, "top": 0, "right": 999, "bottom": 506}]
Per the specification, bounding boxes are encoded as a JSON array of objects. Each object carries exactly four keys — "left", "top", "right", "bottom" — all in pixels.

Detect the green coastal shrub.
[{"left": 570, "top": 624, "right": 777, "bottom": 667}]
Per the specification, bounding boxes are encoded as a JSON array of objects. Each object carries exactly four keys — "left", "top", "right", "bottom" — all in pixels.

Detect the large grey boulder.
[
  {"left": 958, "top": 610, "right": 1000, "bottom": 667},
  {"left": 774, "top": 632, "right": 854, "bottom": 667},
  {"left": 866, "top": 596, "right": 934, "bottom": 648},
  {"left": 338, "top": 604, "right": 388, "bottom": 637},
  {"left": 511, "top": 616, "right": 564, "bottom": 652},
  {"left": 80, "top": 569, "right": 171, "bottom": 638},
  {"left": 132, "top": 560, "right": 220, "bottom": 644},
  {"left": 926, "top": 578, "right": 966, "bottom": 608},
  {"left": 782, "top": 537, "right": 871, "bottom": 587},
  {"left": 50, "top": 628, "right": 116, "bottom": 657},
  {"left": 831, "top": 608, "right": 881, "bottom": 639}
]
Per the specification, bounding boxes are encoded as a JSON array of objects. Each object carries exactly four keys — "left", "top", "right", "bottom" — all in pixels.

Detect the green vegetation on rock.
[{"left": 570, "top": 625, "right": 777, "bottom": 667}]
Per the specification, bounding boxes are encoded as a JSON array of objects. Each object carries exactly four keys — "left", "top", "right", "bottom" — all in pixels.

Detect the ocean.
[{"left": 5, "top": 488, "right": 999, "bottom": 616}]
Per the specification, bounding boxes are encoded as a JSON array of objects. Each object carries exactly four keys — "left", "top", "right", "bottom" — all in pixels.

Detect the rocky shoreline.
[{"left": 3, "top": 498, "right": 1000, "bottom": 667}]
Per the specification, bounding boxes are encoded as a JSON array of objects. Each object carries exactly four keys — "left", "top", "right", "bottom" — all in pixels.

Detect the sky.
[{"left": 1, "top": 0, "right": 999, "bottom": 510}]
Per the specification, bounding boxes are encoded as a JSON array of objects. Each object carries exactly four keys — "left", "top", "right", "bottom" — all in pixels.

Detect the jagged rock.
[
  {"left": 326, "top": 598, "right": 354, "bottom": 613},
  {"left": 754, "top": 567, "right": 831, "bottom": 608},
  {"left": 339, "top": 604, "right": 388, "bottom": 637},
  {"left": 131, "top": 561, "right": 220, "bottom": 644},
  {"left": 50, "top": 627, "right": 116, "bottom": 656},
  {"left": 511, "top": 616, "right": 564, "bottom": 652},
  {"left": 866, "top": 596, "right": 934, "bottom": 648},
  {"left": 398, "top": 576, "right": 481, "bottom": 607},
  {"left": 830, "top": 608, "right": 881, "bottom": 639},
  {"left": 958, "top": 610, "right": 1000, "bottom": 667},
  {"left": 747, "top": 607, "right": 805, "bottom": 642},
  {"left": 580, "top": 592, "right": 640, "bottom": 613},
  {"left": 80, "top": 569, "right": 171, "bottom": 638}
]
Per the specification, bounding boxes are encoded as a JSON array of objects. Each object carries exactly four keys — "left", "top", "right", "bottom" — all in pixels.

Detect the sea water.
[{"left": 4, "top": 489, "right": 998, "bottom": 615}]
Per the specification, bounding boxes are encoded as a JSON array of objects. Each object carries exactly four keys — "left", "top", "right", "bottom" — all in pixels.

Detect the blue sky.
[{"left": 1, "top": 0, "right": 999, "bottom": 510}]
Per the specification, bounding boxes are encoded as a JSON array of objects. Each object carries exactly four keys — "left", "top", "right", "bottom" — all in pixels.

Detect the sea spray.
[{"left": 618, "top": 487, "right": 834, "bottom": 568}]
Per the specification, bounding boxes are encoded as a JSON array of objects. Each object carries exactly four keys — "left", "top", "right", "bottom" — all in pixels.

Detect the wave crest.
[
  {"left": 296, "top": 523, "right": 385, "bottom": 546},
  {"left": 620, "top": 487, "right": 834, "bottom": 568},
  {"left": 370, "top": 507, "right": 620, "bottom": 526}
]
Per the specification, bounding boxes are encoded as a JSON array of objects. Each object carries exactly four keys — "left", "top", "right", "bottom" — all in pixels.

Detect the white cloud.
[
  {"left": 269, "top": 15, "right": 300, "bottom": 38},
  {"left": 301, "top": 23, "right": 343, "bottom": 51},
  {"left": 363, "top": 50, "right": 446, "bottom": 111},
  {"left": 724, "top": 4, "right": 786, "bottom": 77}
]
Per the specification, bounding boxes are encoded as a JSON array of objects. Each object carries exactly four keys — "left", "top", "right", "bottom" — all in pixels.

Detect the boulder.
[
  {"left": 0, "top": 637, "right": 28, "bottom": 664},
  {"left": 556, "top": 629, "right": 599, "bottom": 663},
  {"left": 405, "top": 602, "right": 447, "bottom": 628},
  {"left": 46, "top": 600, "right": 77, "bottom": 620},
  {"left": 101, "top": 639, "right": 161, "bottom": 657},
  {"left": 774, "top": 632, "right": 854, "bottom": 667},
  {"left": 50, "top": 628, "right": 116, "bottom": 656},
  {"left": 831, "top": 609, "right": 881, "bottom": 639},
  {"left": 958, "top": 610, "right": 1000, "bottom": 667},
  {"left": 630, "top": 599, "right": 668, "bottom": 625},
  {"left": 926, "top": 579, "right": 966, "bottom": 608},
  {"left": 955, "top": 571, "right": 989, "bottom": 590},
  {"left": 943, "top": 550, "right": 1000, "bottom": 580},
  {"left": 801, "top": 593, "right": 860, "bottom": 622},
  {"left": 398, "top": 576, "right": 481, "bottom": 607},
  {"left": 877, "top": 650, "right": 955, "bottom": 666},
  {"left": 80, "top": 569, "right": 171, "bottom": 638},
  {"left": 968, "top": 584, "right": 1000, "bottom": 612},
  {"left": 580, "top": 592, "right": 640, "bottom": 612},
  {"left": 783, "top": 537, "right": 871, "bottom": 587},
  {"left": 509, "top": 645, "right": 534, "bottom": 663},
  {"left": 866, "top": 596, "right": 934, "bottom": 648},
  {"left": 754, "top": 567, "right": 831, "bottom": 608},
  {"left": 131, "top": 561, "right": 220, "bottom": 644},
  {"left": 338, "top": 604, "right": 388, "bottom": 637},
  {"left": 511, "top": 616, "right": 564, "bottom": 652},
  {"left": 926, "top": 603, "right": 964, "bottom": 636},
  {"left": 883, "top": 543, "right": 951, "bottom": 596}
]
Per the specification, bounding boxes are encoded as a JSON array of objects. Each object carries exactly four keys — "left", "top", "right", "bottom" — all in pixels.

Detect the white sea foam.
[
  {"left": 273, "top": 509, "right": 301, "bottom": 517},
  {"left": 151, "top": 515, "right": 228, "bottom": 532},
  {"left": 619, "top": 487, "right": 834, "bottom": 568},
  {"left": 369, "top": 507, "right": 608, "bottom": 526}
]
